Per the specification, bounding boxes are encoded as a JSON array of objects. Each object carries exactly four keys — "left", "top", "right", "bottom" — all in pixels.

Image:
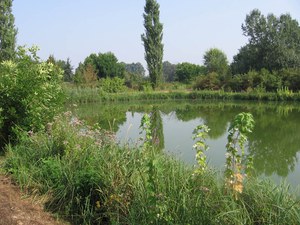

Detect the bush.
[
  {"left": 193, "top": 72, "right": 221, "bottom": 90},
  {"left": 99, "top": 77, "right": 126, "bottom": 93},
  {"left": 0, "top": 46, "right": 64, "bottom": 147},
  {"left": 4, "top": 112, "right": 115, "bottom": 224},
  {"left": 279, "top": 68, "right": 300, "bottom": 91}
]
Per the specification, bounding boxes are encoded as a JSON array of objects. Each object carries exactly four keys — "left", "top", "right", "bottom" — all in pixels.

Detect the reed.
[{"left": 64, "top": 85, "right": 300, "bottom": 104}]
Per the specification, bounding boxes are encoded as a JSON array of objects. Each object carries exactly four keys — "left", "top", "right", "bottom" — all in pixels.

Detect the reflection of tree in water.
[
  {"left": 248, "top": 111, "right": 300, "bottom": 177},
  {"left": 73, "top": 101, "right": 300, "bottom": 177},
  {"left": 96, "top": 107, "right": 127, "bottom": 132},
  {"left": 198, "top": 108, "right": 233, "bottom": 139},
  {"left": 150, "top": 107, "right": 164, "bottom": 151},
  {"left": 72, "top": 104, "right": 127, "bottom": 132},
  {"left": 175, "top": 102, "right": 300, "bottom": 177},
  {"left": 175, "top": 104, "right": 239, "bottom": 139}
]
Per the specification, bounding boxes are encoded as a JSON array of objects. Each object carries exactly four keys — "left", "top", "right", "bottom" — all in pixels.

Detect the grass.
[
  {"left": 3, "top": 112, "right": 300, "bottom": 225},
  {"left": 64, "top": 85, "right": 300, "bottom": 104}
]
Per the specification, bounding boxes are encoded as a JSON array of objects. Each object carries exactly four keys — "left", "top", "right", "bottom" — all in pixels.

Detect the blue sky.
[{"left": 13, "top": 0, "right": 300, "bottom": 69}]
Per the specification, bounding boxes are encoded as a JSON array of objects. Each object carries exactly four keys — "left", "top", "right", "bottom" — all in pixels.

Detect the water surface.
[{"left": 71, "top": 100, "right": 300, "bottom": 189}]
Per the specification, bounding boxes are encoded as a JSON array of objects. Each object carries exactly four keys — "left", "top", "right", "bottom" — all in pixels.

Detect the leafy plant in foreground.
[
  {"left": 225, "top": 112, "right": 255, "bottom": 198},
  {"left": 192, "top": 124, "right": 210, "bottom": 175},
  {"left": 139, "top": 114, "right": 171, "bottom": 223},
  {"left": 0, "top": 46, "right": 63, "bottom": 147},
  {"left": 139, "top": 113, "right": 152, "bottom": 150}
]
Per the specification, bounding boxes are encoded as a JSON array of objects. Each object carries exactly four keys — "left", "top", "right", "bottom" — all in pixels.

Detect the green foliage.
[
  {"left": 225, "top": 113, "right": 255, "bottom": 197},
  {"left": 139, "top": 113, "right": 152, "bottom": 150},
  {"left": 124, "top": 62, "right": 146, "bottom": 89},
  {"left": 192, "top": 124, "right": 210, "bottom": 175},
  {"left": 0, "top": 46, "right": 64, "bottom": 146},
  {"left": 139, "top": 108, "right": 164, "bottom": 151},
  {"left": 123, "top": 63, "right": 145, "bottom": 90},
  {"left": 95, "top": 52, "right": 125, "bottom": 79},
  {"left": 57, "top": 58, "right": 74, "bottom": 82},
  {"left": 226, "top": 68, "right": 300, "bottom": 92},
  {"left": 279, "top": 68, "right": 300, "bottom": 91},
  {"left": 47, "top": 55, "right": 74, "bottom": 82},
  {"left": 175, "top": 62, "right": 205, "bottom": 83},
  {"left": 5, "top": 111, "right": 300, "bottom": 224},
  {"left": 74, "top": 52, "right": 125, "bottom": 85},
  {"left": 65, "top": 84, "right": 300, "bottom": 104},
  {"left": 0, "top": 108, "right": 3, "bottom": 130},
  {"left": 124, "top": 62, "right": 145, "bottom": 77},
  {"left": 141, "top": 0, "right": 164, "bottom": 89},
  {"left": 162, "top": 61, "right": 177, "bottom": 82},
  {"left": 203, "top": 48, "right": 229, "bottom": 76},
  {"left": 232, "top": 9, "right": 300, "bottom": 74},
  {"left": 149, "top": 107, "right": 164, "bottom": 150},
  {"left": 5, "top": 112, "right": 114, "bottom": 224},
  {"left": 0, "top": 0, "right": 17, "bottom": 62},
  {"left": 98, "top": 77, "right": 126, "bottom": 93},
  {"left": 138, "top": 81, "right": 153, "bottom": 92},
  {"left": 193, "top": 72, "right": 221, "bottom": 90}
]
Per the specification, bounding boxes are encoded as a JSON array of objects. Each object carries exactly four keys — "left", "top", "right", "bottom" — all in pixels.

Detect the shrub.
[
  {"left": 193, "top": 72, "right": 221, "bottom": 90},
  {"left": 99, "top": 77, "right": 126, "bottom": 93},
  {"left": 279, "top": 68, "right": 300, "bottom": 92},
  {"left": 0, "top": 46, "right": 64, "bottom": 147}
]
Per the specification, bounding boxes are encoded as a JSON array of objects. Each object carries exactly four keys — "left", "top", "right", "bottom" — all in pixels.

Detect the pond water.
[{"left": 70, "top": 100, "right": 300, "bottom": 189}]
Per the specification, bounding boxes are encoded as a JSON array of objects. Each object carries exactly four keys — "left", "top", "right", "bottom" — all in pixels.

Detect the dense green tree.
[
  {"left": 85, "top": 52, "right": 125, "bottom": 79},
  {"left": 57, "top": 58, "right": 74, "bottom": 82},
  {"left": 74, "top": 52, "right": 125, "bottom": 85},
  {"left": 175, "top": 62, "right": 205, "bottom": 83},
  {"left": 125, "top": 62, "right": 145, "bottom": 77},
  {"left": 203, "top": 48, "right": 229, "bottom": 76},
  {"left": 162, "top": 61, "right": 176, "bottom": 82},
  {"left": 123, "top": 62, "right": 145, "bottom": 89},
  {"left": 0, "top": 0, "right": 17, "bottom": 62},
  {"left": 193, "top": 72, "right": 221, "bottom": 90},
  {"left": 73, "top": 62, "right": 85, "bottom": 84},
  {"left": 232, "top": 9, "right": 300, "bottom": 74},
  {"left": 95, "top": 52, "right": 125, "bottom": 79},
  {"left": 231, "top": 44, "right": 256, "bottom": 74},
  {"left": 141, "top": 0, "right": 164, "bottom": 89},
  {"left": 47, "top": 55, "right": 74, "bottom": 82},
  {"left": 74, "top": 62, "right": 97, "bottom": 86}
]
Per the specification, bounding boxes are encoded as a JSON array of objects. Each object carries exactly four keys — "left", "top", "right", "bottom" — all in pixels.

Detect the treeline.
[{"left": 53, "top": 9, "right": 300, "bottom": 93}]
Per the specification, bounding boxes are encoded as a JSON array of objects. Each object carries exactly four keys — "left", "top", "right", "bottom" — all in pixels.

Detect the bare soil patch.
[{"left": 0, "top": 175, "right": 68, "bottom": 225}]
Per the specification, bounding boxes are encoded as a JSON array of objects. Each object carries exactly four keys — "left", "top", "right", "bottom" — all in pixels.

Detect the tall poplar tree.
[
  {"left": 0, "top": 0, "right": 17, "bottom": 62},
  {"left": 141, "top": 0, "right": 164, "bottom": 89}
]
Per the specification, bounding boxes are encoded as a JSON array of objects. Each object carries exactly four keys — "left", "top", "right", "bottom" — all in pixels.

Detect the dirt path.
[{"left": 0, "top": 175, "right": 68, "bottom": 225}]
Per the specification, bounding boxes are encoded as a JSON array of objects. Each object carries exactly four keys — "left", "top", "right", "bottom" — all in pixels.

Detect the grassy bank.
[
  {"left": 64, "top": 85, "right": 300, "bottom": 104},
  {"left": 4, "top": 112, "right": 300, "bottom": 225}
]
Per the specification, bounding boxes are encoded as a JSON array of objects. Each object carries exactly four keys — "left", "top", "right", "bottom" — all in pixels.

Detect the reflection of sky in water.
[{"left": 116, "top": 111, "right": 300, "bottom": 191}]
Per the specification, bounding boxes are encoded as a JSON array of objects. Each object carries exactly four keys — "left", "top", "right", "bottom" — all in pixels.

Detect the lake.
[{"left": 70, "top": 100, "right": 300, "bottom": 189}]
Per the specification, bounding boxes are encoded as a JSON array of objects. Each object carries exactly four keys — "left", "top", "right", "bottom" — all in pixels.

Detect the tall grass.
[
  {"left": 64, "top": 85, "right": 300, "bottom": 104},
  {"left": 4, "top": 112, "right": 300, "bottom": 224}
]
